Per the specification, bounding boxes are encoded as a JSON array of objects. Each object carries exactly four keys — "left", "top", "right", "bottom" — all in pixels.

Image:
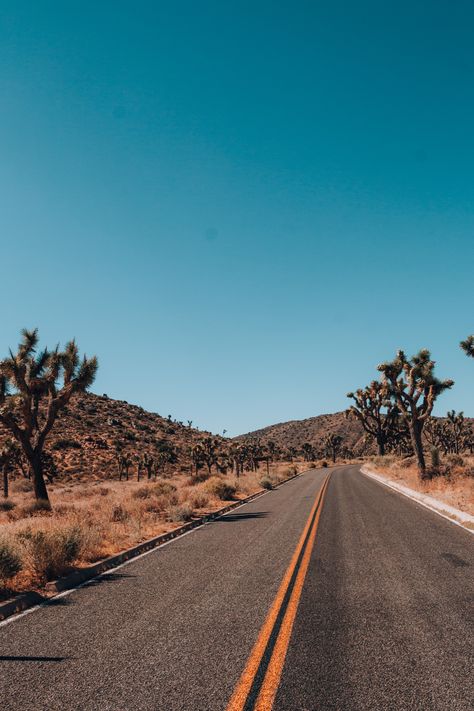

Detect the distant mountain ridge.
[{"left": 235, "top": 411, "right": 366, "bottom": 455}]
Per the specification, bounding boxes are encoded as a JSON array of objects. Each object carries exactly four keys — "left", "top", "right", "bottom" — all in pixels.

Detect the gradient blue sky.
[{"left": 1, "top": 2, "right": 473, "bottom": 434}]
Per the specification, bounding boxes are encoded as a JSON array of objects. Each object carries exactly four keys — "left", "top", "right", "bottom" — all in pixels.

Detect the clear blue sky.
[{"left": 0, "top": 1, "right": 473, "bottom": 435}]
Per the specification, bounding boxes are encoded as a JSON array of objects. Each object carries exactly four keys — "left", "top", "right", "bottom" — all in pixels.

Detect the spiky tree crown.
[
  {"left": 460, "top": 335, "right": 474, "bottom": 357},
  {"left": 0, "top": 329, "right": 98, "bottom": 403},
  {"left": 377, "top": 349, "right": 453, "bottom": 423}
]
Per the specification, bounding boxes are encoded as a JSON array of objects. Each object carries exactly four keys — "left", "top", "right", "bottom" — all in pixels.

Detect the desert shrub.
[
  {"left": 12, "top": 478, "right": 34, "bottom": 493},
  {"left": 0, "top": 539, "right": 22, "bottom": 583},
  {"left": 205, "top": 477, "right": 237, "bottom": 501},
  {"left": 0, "top": 500, "right": 16, "bottom": 512},
  {"left": 259, "top": 476, "right": 274, "bottom": 490},
  {"left": 446, "top": 454, "right": 464, "bottom": 467},
  {"left": 21, "top": 499, "right": 52, "bottom": 516},
  {"left": 321, "top": 461, "right": 328, "bottom": 468},
  {"left": 188, "top": 469, "right": 210, "bottom": 484},
  {"left": 144, "top": 498, "right": 165, "bottom": 514},
  {"left": 111, "top": 504, "right": 130, "bottom": 522},
  {"left": 189, "top": 491, "right": 209, "bottom": 509},
  {"left": 152, "top": 481, "right": 176, "bottom": 497},
  {"left": 399, "top": 457, "right": 416, "bottom": 469},
  {"left": 168, "top": 503, "right": 193, "bottom": 522},
  {"left": 97, "top": 487, "right": 110, "bottom": 496},
  {"left": 52, "top": 438, "right": 82, "bottom": 451},
  {"left": 19, "top": 526, "right": 83, "bottom": 581},
  {"left": 132, "top": 486, "right": 152, "bottom": 500}
]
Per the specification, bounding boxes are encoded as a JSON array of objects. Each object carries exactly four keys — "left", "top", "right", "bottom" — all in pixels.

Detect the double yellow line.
[{"left": 226, "top": 473, "right": 331, "bottom": 711}]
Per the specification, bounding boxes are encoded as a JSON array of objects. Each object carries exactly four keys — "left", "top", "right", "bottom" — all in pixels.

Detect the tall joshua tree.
[
  {"left": 346, "top": 380, "right": 403, "bottom": 456},
  {"left": 460, "top": 335, "right": 474, "bottom": 357},
  {"left": 324, "top": 433, "right": 343, "bottom": 463},
  {"left": 377, "top": 350, "right": 453, "bottom": 479},
  {"left": 0, "top": 329, "right": 98, "bottom": 504}
]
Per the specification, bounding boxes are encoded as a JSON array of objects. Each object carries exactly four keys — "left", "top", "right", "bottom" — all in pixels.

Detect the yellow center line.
[
  {"left": 225, "top": 473, "right": 330, "bottom": 711},
  {"left": 254, "top": 474, "right": 330, "bottom": 710}
]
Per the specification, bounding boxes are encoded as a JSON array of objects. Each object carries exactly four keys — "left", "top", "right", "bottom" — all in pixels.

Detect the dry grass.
[
  {"left": 0, "top": 459, "right": 309, "bottom": 600},
  {"left": 369, "top": 454, "right": 474, "bottom": 515}
]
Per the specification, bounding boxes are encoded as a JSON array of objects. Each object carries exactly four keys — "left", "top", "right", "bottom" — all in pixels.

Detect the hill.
[
  {"left": 236, "top": 412, "right": 366, "bottom": 456},
  {"left": 0, "top": 392, "right": 222, "bottom": 482}
]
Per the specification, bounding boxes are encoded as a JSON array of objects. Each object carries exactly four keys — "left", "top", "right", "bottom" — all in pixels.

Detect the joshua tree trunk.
[
  {"left": 376, "top": 436, "right": 385, "bottom": 456},
  {"left": 3, "top": 468, "right": 8, "bottom": 498},
  {"left": 409, "top": 421, "right": 428, "bottom": 479},
  {"left": 30, "top": 453, "right": 50, "bottom": 503}
]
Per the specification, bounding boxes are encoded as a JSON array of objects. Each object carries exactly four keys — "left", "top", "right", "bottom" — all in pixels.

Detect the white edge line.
[
  {"left": 360, "top": 465, "right": 474, "bottom": 536},
  {"left": 0, "top": 470, "right": 317, "bottom": 629}
]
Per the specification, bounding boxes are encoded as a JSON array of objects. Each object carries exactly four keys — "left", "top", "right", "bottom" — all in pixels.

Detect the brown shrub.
[
  {"left": 0, "top": 538, "right": 22, "bottom": 584},
  {"left": 205, "top": 477, "right": 237, "bottom": 501},
  {"left": 189, "top": 491, "right": 210, "bottom": 509},
  {"left": 168, "top": 503, "right": 194, "bottom": 522},
  {"left": 18, "top": 525, "right": 83, "bottom": 581},
  {"left": 111, "top": 504, "right": 130, "bottom": 522},
  {"left": 12, "top": 479, "right": 34, "bottom": 493}
]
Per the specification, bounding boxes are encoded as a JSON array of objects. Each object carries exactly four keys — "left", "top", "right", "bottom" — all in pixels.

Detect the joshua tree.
[
  {"left": 0, "top": 329, "right": 98, "bottom": 504},
  {"left": 460, "top": 335, "right": 474, "bottom": 357},
  {"left": 346, "top": 380, "right": 404, "bottom": 456},
  {"left": 377, "top": 349, "right": 453, "bottom": 479},
  {"left": 267, "top": 440, "right": 277, "bottom": 460},
  {"left": 424, "top": 417, "right": 450, "bottom": 453},
  {"left": 324, "top": 433, "right": 343, "bottom": 463},
  {"left": 142, "top": 452, "right": 155, "bottom": 480},
  {"left": 201, "top": 436, "right": 220, "bottom": 474},
  {"left": 446, "top": 410, "right": 466, "bottom": 455},
  {"left": 117, "top": 452, "right": 132, "bottom": 481},
  {"left": 191, "top": 442, "right": 205, "bottom": 476},
  {"left": 301, "top": 442, "right": 315, "bottom": 462},
  {"left": 0, "top": 439, "right": 20, "bottom": 498}
]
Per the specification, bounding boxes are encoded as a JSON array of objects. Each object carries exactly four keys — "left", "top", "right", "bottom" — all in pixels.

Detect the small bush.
[
  {"left": 22, "top": 499, "right": 52, "bottom": 516},
  {"left": 446, "top": 454, "right": 464, "bottom": 467},
  {"left": 97, "top": 487, "right": 110, "bottom": 496},
  {"left": 168, "top": 503, "right": 194, "bottom": 522},
  {"left": 206, "top": 477, "right": 237, "bottom": 501},
  {"left": 321, "top": 461, "right": 328, "bottom": 468},
  {"left": 0, "top": 539, "right": 22, "bottom": 583},
  {"left": 20, "top": 526, "right": 83, "bottom": 581},
  {"left": 0, "top": 500, "right": 16, "bottom": 512},
  {"left": 132, "top": 486, "right": 152, "bottom": 500},
  {"left": 259, "top": 476, "right": 274, "bottom": 490},
  {"left": 12, "top": 479, "right": 34, "bottom": 493},
  {"left": 51, "top": 438, "right": 82, "bottom": 451},
  {"left": 111, "top": 504, "right": 130, "bottom": 522},
  {"left": 189, "top": 491, "right": 209, "bottom": 509},
  {"left": 152, "top": 481, "right": 176, "bottom": 497}
]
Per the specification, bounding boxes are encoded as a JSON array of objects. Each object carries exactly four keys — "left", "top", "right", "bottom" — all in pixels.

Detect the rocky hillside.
[
  {"left": 236, "top": 412, "right": 366, "bottom": 456},
  {"left": 0, "top": 392, "right": 222, "bottom": 482}
]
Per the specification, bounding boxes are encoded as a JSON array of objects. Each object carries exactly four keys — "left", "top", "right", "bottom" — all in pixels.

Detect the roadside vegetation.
[{"left": 346, "top": 335, "right": 474, "bottom": 512}]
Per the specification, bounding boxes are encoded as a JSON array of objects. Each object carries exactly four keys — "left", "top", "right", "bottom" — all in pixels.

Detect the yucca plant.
[{"left": 0, "top": 329, "right": 98, "bottom": 504}]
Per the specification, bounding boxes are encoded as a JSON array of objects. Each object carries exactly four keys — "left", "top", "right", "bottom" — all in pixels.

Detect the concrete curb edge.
[{"left": 361, "top": 464, "right": 474, "bottom": 535}]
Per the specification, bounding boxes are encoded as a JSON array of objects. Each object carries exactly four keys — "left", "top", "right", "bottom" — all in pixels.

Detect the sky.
[{"left": 0, "top": 1, "right": 473, "bottom": 435}]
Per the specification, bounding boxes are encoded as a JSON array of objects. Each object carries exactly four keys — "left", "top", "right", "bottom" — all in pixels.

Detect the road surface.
[{"left": 1, "top": 465, "right": 472, "bottom": 710}]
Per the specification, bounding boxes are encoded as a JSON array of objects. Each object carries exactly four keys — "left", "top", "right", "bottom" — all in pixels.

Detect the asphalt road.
[{"left": 1, "top": 465, "right": 472, "bottom": 711}]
